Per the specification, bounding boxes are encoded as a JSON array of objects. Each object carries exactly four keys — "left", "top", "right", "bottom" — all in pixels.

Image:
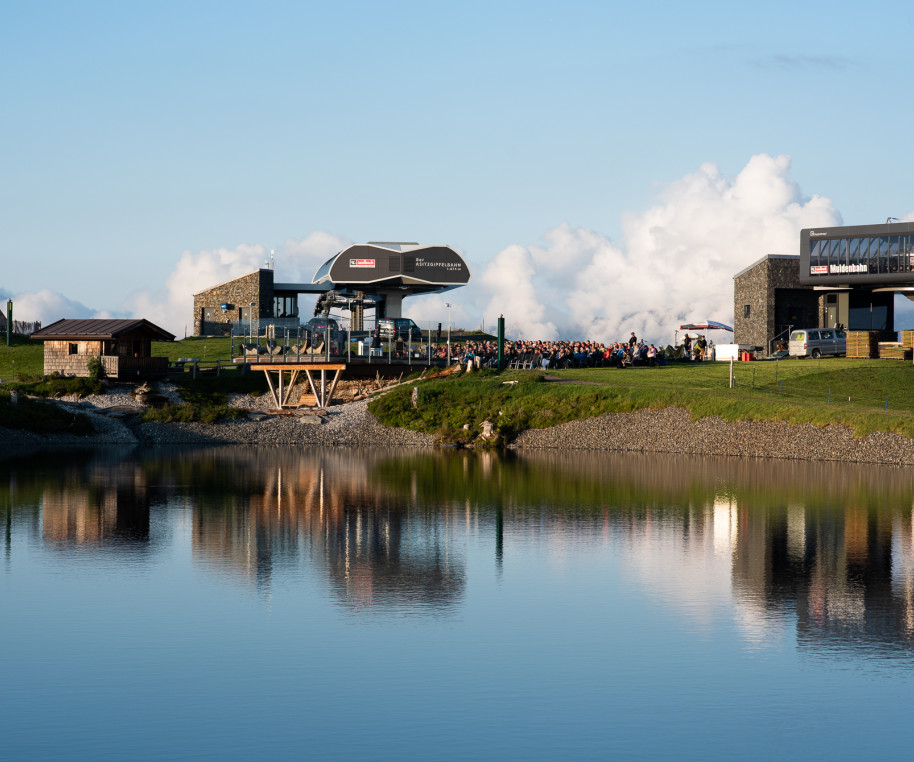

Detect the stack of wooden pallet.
[
  {"left": 900, "top": 329, "right": 914, "bottom": 348},
  {"left": 878, "top": 343, "right": 910, "bottom": 360},
  {"left": 846, "top": 331, "right": 879, "bottom": 358}
]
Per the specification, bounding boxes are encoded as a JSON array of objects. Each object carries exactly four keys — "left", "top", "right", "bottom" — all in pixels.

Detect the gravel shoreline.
[
  {"left": 4, "top": 384, "right": 914, "bottom": 464},
  {"left": 511, "top": 405, "right": 914, "bottom": 465}
]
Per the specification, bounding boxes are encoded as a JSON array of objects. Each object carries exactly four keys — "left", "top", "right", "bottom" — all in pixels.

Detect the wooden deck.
[{"left": 249, "top": 363, "right": 347, "bottom": 409}]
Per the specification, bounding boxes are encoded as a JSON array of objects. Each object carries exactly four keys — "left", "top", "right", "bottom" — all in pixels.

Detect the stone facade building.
[
  {"left": 733, "top": 255, "right": 820, "bottom": 357},
  {"left": 192, "top": 270, "right": 274, "bottom": 336}
]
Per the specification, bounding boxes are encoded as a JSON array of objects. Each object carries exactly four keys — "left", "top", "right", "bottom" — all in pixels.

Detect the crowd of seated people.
[
  {"left": 418, "top": 334, "right": 713, "bottom": 369},
  {"left": 442, "top": 338, "right": 684, "bottom": 369}
]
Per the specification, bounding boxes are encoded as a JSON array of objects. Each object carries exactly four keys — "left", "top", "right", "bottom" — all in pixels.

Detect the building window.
[
  {"left": 68, "top": 343, "right": 78, "bottom": 355},
  {"left": 743, "top": 305, "right": 750, "bottom": 319}
]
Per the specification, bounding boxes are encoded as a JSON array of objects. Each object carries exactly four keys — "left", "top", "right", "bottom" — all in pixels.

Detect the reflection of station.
[
  {"left": 192, "top": 242, "right": 470, "bottom": 336},
  {"left": 188, "top": 450, "right": 466, "bottom": 609},
  {"left": 734, "top": 220, "right": 914, "bottom": 357}
]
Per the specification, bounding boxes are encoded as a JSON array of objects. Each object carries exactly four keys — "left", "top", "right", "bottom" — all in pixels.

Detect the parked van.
[
  {"left": 378, "top": 318, "right": 422, "bottom": 341},
  {"left": 788, "top": 328, "right": 846, "bottom": 358}
]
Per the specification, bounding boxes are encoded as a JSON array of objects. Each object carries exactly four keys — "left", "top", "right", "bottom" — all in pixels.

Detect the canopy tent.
[{"left": 679, "top": 321, "right": 733, "bottom": 332}]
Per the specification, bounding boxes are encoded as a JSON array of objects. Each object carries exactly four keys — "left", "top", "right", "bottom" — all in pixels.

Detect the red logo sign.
[
  {"left": 350, "top": 258, "right": 375, "bottom": 268},
  {"left": 810, "top": 266, "right": 827, "bottom": 274}
]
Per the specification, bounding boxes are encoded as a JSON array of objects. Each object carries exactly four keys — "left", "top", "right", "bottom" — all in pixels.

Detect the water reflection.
[{"left": 5, "top": 446, "right": 914, "bottom": 654}]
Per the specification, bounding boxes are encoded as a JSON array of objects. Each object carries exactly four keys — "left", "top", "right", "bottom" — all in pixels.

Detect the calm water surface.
[{"left": 3, "top": 446, "right": 914, "bottom": 760}]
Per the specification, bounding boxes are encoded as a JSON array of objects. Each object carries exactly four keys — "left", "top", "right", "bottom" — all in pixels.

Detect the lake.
[{"left": 3, "top": 445, "right": 914, "bottom": 760}]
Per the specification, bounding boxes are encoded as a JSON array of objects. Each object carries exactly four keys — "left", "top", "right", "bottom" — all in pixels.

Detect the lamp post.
[{"left": 445, "top": 302, "right": 451, "bottom": 366}]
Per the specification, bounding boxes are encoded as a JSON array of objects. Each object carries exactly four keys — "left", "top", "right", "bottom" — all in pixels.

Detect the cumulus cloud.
[
  {"left": 480, "top": 154, "right": 842, "bottom": 343},
  {"left": 124, "top": 231, "right": 350, "bottom": 336},
  {"left": 7, "top": 289, "right": 96, "bottom": 327},
  {"left": 2, "top": 158, "right": 848, "bottom": 343}
]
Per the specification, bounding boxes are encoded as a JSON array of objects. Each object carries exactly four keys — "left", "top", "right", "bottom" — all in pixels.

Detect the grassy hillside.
[
  {"left": 0, "top": 336, "right": 235, "bottom": 380},
  {"left": 369, "top": 358, "right": 914, "bottom": 443}
]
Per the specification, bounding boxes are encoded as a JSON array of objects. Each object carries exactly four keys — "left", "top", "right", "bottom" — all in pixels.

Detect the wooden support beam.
[{"left": 251, "top": 363, "right": 346, "bottom": 410}]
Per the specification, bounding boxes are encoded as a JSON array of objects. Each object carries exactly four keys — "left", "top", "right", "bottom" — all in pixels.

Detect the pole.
[
  {"left": 497, "top": 314, "right": 505, "bottom": 371},
  {"left": 729, "top": 357, "right": 733, "bottom": 388},
  {"left": 6, "top": 300, "right": 11, "bottom": 346},
  {"left": 446, "top": 303, "right": 451, "bottom": 366}
]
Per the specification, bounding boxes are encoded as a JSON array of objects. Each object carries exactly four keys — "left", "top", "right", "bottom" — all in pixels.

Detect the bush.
[{"left": 86, "top": 356, "right": 103, "bottom": 382}]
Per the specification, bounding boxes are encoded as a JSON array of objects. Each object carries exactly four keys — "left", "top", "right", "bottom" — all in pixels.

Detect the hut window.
[
  {"left": 743, "top": 305, "right": 751, "bottom": 319},
  {"left": 68, "top": 343, "right": 78, "bottom": 355}
]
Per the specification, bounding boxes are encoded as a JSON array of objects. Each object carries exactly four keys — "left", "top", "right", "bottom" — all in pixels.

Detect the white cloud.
[
  {"left": 3, "top": 158, "right": 846, "bottom": 343},
  {"left": 8, "top": 289, "right": 96, "bottom": 326},
  {"left": 124, "top": 231, "right": 350, "bottom": 336},
  {"left": 478, "top": 154, "right": 841, "bottom": 343}
]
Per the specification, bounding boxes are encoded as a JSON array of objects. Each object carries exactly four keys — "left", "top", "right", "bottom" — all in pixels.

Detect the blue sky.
[{"left": 3, "top": 1, "right": 913, "bottom": 340}]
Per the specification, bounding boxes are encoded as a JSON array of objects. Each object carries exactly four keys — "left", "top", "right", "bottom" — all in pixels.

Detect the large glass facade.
[{"left": 809, "top": 234, "right": 914, "bottom": 275}]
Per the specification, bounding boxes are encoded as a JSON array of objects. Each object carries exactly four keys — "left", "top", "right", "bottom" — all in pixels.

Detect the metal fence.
[{"left": 228, "top": 319, "right": 460, "bottom": 366}]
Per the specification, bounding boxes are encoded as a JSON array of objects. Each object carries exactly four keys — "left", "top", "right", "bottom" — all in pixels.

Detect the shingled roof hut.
[{"left": 31, "top": 318, "right": 175, "bottom": 379}]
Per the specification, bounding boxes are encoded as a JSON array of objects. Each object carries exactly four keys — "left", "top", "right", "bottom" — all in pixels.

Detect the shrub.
[{"left": 86, "top": 356, "right": 103, "bottom": 382}]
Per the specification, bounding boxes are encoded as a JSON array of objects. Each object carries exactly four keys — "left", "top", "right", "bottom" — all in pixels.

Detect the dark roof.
[{"left": 30, "top": 318, "right": 175, "bottom": 342}]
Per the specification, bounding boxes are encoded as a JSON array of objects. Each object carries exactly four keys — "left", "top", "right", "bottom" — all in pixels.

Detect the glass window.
[
  {"left": 810, "top": 239, "right": 821, "bottom": 266},
  {"left": 860, "top": 237, "right": 871, "bottom": 265},
  {"left": 849, "top": 237, "right": 860, "bottom": 265},
  {"left": 890, "top": 236, "right": 900, "bottom": 272},
  {"left": 830, "top": 239, "right": 841, "bottom": 265},
  {"left": 839, "top": 238, "right": 848, "bottom": 265},
  {"left": 879, "top": 236, "right": 890, "bottom": 273}
]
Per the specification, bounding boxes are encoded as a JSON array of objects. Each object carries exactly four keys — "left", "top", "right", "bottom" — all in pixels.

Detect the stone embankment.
[
  {"left": 511, "top": 405, "right": 914, "bottom": 466},
  {"left": 0, "top": 383, "right": 435, "bottom": 449},
  {"left": 5, "top": 383, "right": 914, "bottom": 464}
]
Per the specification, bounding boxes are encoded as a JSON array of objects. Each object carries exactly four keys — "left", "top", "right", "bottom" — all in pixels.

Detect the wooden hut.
[{"left": 31, "top": 318, "right": 175, "bottom": 379}]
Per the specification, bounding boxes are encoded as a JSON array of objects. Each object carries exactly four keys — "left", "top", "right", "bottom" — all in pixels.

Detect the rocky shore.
[
  {"left": 0, "top": 383, "right": 436, "bottom": 449},
  {"left": 511, "top": 405, "right": 914, "bottom": 465},
  {"left": 5, "top": 383, "right": 914, "bottom": 465}
]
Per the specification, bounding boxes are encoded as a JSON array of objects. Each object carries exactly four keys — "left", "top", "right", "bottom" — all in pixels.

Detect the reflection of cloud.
[{"left": 621, "top": 496, "right": 785, "bottom": 646}]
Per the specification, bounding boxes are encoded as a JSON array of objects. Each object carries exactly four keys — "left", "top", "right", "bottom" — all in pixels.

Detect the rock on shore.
[
  {"left": 511, "top": 405, "right": 914, "bottom": 465},
  {"left": 5, "top": 383, "right": 914, "bottom": 464}
]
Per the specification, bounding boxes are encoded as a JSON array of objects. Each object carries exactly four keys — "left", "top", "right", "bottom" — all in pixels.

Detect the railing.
[
  {"left": 168, "top": 359, "right": 240, "bottom": 377},
  {"left": 769, "top": 325, "right": 793, "bottom": 356},
  {"left": 101, "top": 355, "right": 169, "bottom": 378}
]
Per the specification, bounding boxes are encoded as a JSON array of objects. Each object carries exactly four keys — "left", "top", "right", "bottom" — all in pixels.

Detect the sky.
[{"left": 3, "top": 0, "right": 914, "bottom": 342}]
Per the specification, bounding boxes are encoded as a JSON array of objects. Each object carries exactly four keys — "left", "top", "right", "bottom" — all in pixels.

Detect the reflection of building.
[
  {"left": 40, "top": 464, "right": 151, "bottom": 548},
  {"left": 188, "top": 450, "right": 466, "bottom": 611},
  {"left": 730, "top": 500, "right": 913, "bottom": 653}
]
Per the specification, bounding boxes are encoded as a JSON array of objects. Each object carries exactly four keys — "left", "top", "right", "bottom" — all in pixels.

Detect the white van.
[{"left": 788, "top": 328, "right": 846, "bottom": 358}]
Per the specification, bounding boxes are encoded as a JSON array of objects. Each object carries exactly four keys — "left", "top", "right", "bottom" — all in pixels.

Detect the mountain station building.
[
  {"left": 734, "top": 220, "right": 914, "bottom": 356},
  {"left": 192, "top": 242, "right": 470, "bottom": 336}
]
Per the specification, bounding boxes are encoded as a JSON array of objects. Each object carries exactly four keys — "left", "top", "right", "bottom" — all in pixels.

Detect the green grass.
[
  {"left": 0, "top": 336, "right": 236, "bottom": 381},
  {"left": 368, "top": 358, "right": 914, "bottom": 443},
  {"left": 138, "top": 372, "right": 256, "bottom": 424},
  {"left": 0, "top": 390, "right": 95, "bottom": 435},
  {"left": 0, "top": 334, "right": 44, "bottom": 379}
]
